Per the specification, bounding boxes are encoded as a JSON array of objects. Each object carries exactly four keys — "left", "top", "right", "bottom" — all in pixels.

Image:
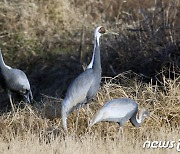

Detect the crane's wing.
[
  {"left": 62, "top": 69, "right": 94, "bottom": 114},
  {"left": 90, "top": 98, "right": 137, "bottom": 126},
  {"left": 5, "top": 69, "right": 30, "bottom": 93}
]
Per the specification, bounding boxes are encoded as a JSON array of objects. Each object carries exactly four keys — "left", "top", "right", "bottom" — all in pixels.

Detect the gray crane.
[
  {"left": 89, "top": 98, "right": 149, "bottom": 131},
  {"left": 61, "top": 26, "right": 106, "bottom": 131},
  {"left": 0, "top": 49, "right": 33, "bottom": 112}
]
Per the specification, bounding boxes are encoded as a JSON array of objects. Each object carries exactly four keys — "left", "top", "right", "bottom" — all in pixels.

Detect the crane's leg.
[
  {"left": 75, "top": 106, "right": 81, "bottom": 132},
  {"left": 75, "top": 100, "right": 86, "bottom": 132},
  {"left": 61, "top": 105, "right": 68, "bottom": 132},
  {"left": 63, "top": 117, "right": 68, "bottom": 133},
  {"left": 118, "top": 127, "right": 123, "bottom": 139},
  {"left": 118, "top": 127, "right": 123, "bottom": 135},
  {"left": 117, "top": 122, "right": 124, "bottom": 138},
  {"left": 86, "top": 104, "right": 90, "bottom": 129},
  {"left": 7, "top": 90, "right": 15, "bottom": 113}
]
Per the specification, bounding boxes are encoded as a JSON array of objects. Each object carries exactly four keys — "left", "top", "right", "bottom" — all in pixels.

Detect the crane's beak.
[
  {"left": 23, "top": 90, "right": 33, "bottom": 104},
  {"left": 105, "top": 30, "right": 119, "bottom": 35},
  {"left": 23, "top": 94, "right": 31, "bottom": 104},
  {"left": 29, "top": 89, "right": 33, "bottom": 102}
]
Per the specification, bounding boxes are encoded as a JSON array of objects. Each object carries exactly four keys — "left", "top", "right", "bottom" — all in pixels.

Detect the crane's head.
[
  {"left": 97, "top": 26, "right": 106, "bottom": 34},
  {"left": 95, "top": 26, "right": 119, "bottom": 38},
  {"left": 20, "top": 89, "right": 33, "bottom": 104},
  {"left": 94, "top": 26, "right": 106, "bottom": 38},
  {"left": 139, "top": 107, "right": 149, "bottom": 120}
]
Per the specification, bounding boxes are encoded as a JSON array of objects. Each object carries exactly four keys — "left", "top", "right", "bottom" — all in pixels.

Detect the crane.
[
  {"left": 61, "top": 26, "right": 106, "bottom": 131},
  {"left": 89, "top": 98, "right": 149, "bottom": 131},
  {"left": 0, "top": 49, "right": 33, "bottom": 112}
]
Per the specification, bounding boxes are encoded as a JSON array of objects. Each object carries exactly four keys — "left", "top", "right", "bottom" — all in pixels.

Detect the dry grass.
[
  {"left": 0, "top": 0, "right": 179, "bottom": 66},
  {"left": 0, "top": 129, "right": 179, "bottom": 154},
  {"left": 0, "top": 0, "right": 82, "bottom": 59},
  {"left": 0, "top": 72, "right": 179, "bottom": 153}
]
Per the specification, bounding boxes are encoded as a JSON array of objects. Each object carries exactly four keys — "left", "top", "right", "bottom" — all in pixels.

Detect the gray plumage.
[
  {"left": 89, "top": 98, "right": 149, "bottom": 128},
  {"left": 0, "top": 49, "right": 33, "bottom": 111},
  {"left": 61, "top": 26, "right": 106, "bottom": 131}
]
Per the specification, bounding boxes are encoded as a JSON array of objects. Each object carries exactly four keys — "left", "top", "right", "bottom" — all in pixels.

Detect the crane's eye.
[{"left": 98, "top": 27, "right": 105, "bottom": 34}]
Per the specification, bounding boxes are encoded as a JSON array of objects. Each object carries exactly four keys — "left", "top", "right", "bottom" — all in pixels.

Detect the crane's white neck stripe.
[
  {"left": 86, "top": 44, "right": 95, "bottom": 69},
  {"left": 95, "top": 33, "right": 101, "bottom": 46},
  {"left": 86, "top": 34, "right": 100, "bottom": 69},
  {"left": 0, "top": 52, "right": 12, "bottom": 70}
]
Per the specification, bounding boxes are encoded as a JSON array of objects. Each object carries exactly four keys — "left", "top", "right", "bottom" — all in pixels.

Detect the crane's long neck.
[
  {"left": 86, "top": 45, "right": 95, "bottom": 69},
  {"left": 87, "top": 34, "right": 99, "bottom": 69},
  {"left": 0, "top": 50, "right": 8, "bottom": 71},
  {"left": 92, "top": 35, "right": 101, "bottom": 73},
  {"left": 130, "top": 108, "right": 148, "bottom": 127}
]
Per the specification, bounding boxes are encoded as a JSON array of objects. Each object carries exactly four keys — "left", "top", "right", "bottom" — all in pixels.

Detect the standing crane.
[
  {"left": 61, "top": 26, "right": 106, "bottom": 131},
  {"left": 0, "top": 49, "right": 33, "bottom": 112},
  {"left": 89, "top": 98, "right": 149, "bottom": 131}
]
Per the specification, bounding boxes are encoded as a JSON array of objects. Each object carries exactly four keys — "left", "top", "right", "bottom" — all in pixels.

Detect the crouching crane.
[
  {"left": 0, "top": 49, "right": 33, "bottom": 112},
  {"left": 61, "top": 26, "right": 106, "bottom": 131},
  {"left": 89, "top": 98, "right": 149, "bottom": 131}
]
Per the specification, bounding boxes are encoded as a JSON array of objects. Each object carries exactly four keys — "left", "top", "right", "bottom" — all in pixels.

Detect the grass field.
[
  {"left": 0, "top": 129, "right": 179, "bottom": 154},
  {"left": 0, "top": 73, "right": 179, "bottom": 153},
  {"left": 0, "top": 0, "right": 179, "bottom": 153}
]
